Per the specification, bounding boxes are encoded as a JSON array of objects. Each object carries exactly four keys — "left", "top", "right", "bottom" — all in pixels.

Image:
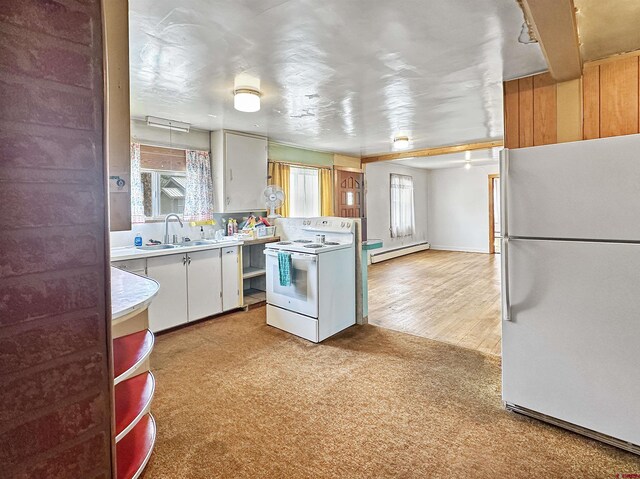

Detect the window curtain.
[
  {"left": 130, "top": 142, "right": 146, "bottom": 224},
  {"left": 319, "top": 168, "right": 334, "bottom": 216},
  {"left": 390, "top": 173, "right": 415, "bottom": 238},
  {"left": 268, "top": 161, "right": 290, "bottom": 217},
  {"left": 183, "top": 149, "right": 214, "bottom": 221},
  {"left": 289, "top": 166, "right": 320, "bottom": 217}
]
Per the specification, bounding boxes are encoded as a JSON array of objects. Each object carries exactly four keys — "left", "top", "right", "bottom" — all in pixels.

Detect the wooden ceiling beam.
[
  {"left": 521, "top": 0, "right": 582, "bottom": 82},
  {"left": 361, "top": 140, "right": 503, "bottom": 164}
]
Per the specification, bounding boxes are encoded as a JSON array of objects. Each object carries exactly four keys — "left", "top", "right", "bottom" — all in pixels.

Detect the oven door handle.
[{"left": 264, "top": 250, "right": 317, "bottom": 261}]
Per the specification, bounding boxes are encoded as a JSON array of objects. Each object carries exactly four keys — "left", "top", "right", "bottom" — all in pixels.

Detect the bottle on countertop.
[
  {"left": 134, "top": 232, "right": 143, "bottom": 247},
  {"left": 227, "top": 219, "right": 234, "bottom": 236},
  {"left": 200, "top": 226, "right": 205, "bottom": 239}
]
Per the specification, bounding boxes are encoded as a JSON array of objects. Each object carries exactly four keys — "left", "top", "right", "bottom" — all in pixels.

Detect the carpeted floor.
[{"left": 142, "top": 307, "right": 640, "bottom": 479}]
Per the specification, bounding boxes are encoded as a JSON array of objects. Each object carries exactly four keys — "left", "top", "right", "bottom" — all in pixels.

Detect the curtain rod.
[{"left": 268, "top": 159, "right": 333, "bottom": 170}]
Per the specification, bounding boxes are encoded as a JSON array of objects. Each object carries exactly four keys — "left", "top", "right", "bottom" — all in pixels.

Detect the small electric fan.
[{"left": 263, "top": 185, "right": 285, "bottom": 219}]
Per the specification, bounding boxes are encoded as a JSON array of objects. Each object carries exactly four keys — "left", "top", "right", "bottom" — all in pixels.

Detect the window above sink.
[
  {"left": 142, "top": 170, "right": 186, "bottom": 219},
  {"left": 140, "top": 145, "right": 187, "bottom": 220}
]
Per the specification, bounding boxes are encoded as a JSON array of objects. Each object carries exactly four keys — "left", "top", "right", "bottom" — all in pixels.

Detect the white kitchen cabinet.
[
  {"left": 222, "top": 246, "right": 241, "bottom": 311},
  {"left": 146, "top": 254, "right": 188, "bottom": 332},
  {"left": 211, "top": 130, "right": 268, "bottom": 213},
  {"left": 187, "top": 249, "right": 222, "bottom": 321}
]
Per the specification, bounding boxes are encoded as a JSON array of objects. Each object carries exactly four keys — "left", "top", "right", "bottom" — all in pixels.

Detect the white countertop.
[
  {"left": 110, "top": 240, "right": 244, "bottom": 262},
  {"left": 111, "top": 267, "right": 160, "bottom": 320}
]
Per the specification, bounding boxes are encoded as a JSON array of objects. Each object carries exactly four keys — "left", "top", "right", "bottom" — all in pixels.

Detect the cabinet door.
[
  {"left": 225, "top": 132, "right": 267, "bottom": 212},
  {"left": 221, "top": 246, "right": 241, "bottom": 311},
  {"left": 146, "top": 254, "right": 188, "bottom": 332},
  {"left": 187, "top": 249, "right": 222, "bottom": 321}
]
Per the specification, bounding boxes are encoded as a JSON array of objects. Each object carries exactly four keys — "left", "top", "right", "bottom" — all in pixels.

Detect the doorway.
[
  {"left": 488, "top": 174, "right": 501, "bottom": 254},
  {"left": 334, "top": 168, "right": 367, "bottom": 240}
]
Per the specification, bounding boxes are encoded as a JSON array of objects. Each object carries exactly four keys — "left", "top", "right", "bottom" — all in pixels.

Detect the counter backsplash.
[{"left": 110, "top": 211, "right": 267, "bottom": 249}]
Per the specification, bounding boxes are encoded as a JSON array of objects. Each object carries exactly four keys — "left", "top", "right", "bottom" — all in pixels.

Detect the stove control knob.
[
  {"left": 340, "top": 222, "right": 344, "bottom": 227},
  {"left": 346, "top": 222, "right": 351, "bottom": 228}
]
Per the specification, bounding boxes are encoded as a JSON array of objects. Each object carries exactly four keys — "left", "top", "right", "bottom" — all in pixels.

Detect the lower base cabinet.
[
  {"left": 145, "top": 246, "right": 240, "bottom": 333},
  {"left": 222, "top": 246, "right": 242, "bottom": 311},
  {"left": 146, "top": 254, "right": 188, "bottom": 332},
  {"left": 187, "top": 249, "right": 222, "bottom": 321}
]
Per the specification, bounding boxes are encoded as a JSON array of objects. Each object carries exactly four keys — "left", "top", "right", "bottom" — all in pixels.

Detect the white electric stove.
[{"left": 264, "top": 218, "right": 356, "bottom": 342}]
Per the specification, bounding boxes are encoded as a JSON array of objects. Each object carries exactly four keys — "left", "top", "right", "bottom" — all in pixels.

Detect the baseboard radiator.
[{"left": 370, "top": 242, "right": 430, "bottom": 264}]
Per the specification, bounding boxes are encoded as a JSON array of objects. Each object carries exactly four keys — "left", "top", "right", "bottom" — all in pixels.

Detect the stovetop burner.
[
  {"left": 293, "top": 239, "right": 312, "bottom": 243},
  {"left": 276, "top": 241, "right": 292, "bottom": 245},
  {"left": 324, "top": 241, "right": 340, "bottom": 246},
  {"left": 304, "top": 244, "right": 325, "bottom": 248}
]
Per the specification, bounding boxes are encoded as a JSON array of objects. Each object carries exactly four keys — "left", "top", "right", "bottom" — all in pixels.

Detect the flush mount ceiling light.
[
  {"left": 146, "top": 116, "right": 190, "bottom": 133},
  {"left": 393, "top": 135, "right": 410, "bottom": 150},
  {"left": 234, "top": 88, "right": 261, "bottom": 112}
]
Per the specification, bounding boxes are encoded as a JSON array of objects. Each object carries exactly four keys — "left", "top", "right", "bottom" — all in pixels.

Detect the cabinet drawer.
[{"left": 112, "top": 258, "right": 147, "bottom": 275}]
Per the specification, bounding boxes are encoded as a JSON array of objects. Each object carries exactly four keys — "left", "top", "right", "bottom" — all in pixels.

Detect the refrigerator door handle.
[
  {"left": 502, "top": 237, "right": 511, "bottom": 321},
  {"left": 500, "top": 149, "right": 511, "bottom": 322}
]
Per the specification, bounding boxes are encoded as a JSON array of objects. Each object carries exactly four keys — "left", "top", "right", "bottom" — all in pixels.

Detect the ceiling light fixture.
[
  {"left": 146, "top": 116, "right": 190, "bottom": 133},
  {"left": 393, "top": 135, "right": 410, "bottom": 150},
  {"left": 234, "top": 88, "right": 261, "bottom": 112}
]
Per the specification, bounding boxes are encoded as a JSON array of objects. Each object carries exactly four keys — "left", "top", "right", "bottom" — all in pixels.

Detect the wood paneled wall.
[
  {"left": 140, "top": 144, "right": 187, "bottom": 171},
  {"left": 504, "top": 52, "right": 640, "bottom": 148},
  {"left": 584, "top": 55, "right": 639, "bottom": 139},
  {"left": 0, "top": 1, "right": 112, "bottom": 477}
]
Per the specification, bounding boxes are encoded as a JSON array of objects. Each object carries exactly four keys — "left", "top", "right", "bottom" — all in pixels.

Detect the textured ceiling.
[
  {"left": 575, "top": 0, "right": 640, "bottom": 62},
  {"left": 391, "top": 148, "right": 500, "bottom": 170},
  {"left": 129, "top": 0, "right": 546, "bottom": 156}
]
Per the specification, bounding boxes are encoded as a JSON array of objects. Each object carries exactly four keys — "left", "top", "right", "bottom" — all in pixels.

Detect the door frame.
[
  {"left": 488, "top": 174, "right": 500, "bottom": 254},
  {"left": 333, "top": 166, "right": 366, "bottom": 218}
]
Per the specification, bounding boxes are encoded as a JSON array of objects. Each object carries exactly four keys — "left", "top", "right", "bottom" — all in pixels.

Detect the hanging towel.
[{"left": 278, "top": 251, "right": 292, "bottom": 287}]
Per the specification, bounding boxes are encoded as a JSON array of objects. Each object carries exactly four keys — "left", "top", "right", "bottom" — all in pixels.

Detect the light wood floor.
[{"left": 368, "top": 250, "right": 502, "bottom": 355}]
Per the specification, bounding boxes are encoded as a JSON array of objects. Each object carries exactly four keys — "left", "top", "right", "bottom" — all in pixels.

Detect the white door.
[
  {"left": 146, "top": 253, "right": 188, "bottom": 332},
  {"left": 225, "top": 132, "right": 267, "bottom": 212},
  {"left": 503, "top": 239, "right": 640, "bottom": 445},
  {"left": 264, "top": 250, "right": 319, "bottom": 318},
  {"left": 221, "top": 246, "right": 240, "bottom": 311},
  {"left": 506, "top": 134, "right": 640, "bottom": 240},
  {"left": 187, "top": 249, "right": 222, "bottom": 321}
]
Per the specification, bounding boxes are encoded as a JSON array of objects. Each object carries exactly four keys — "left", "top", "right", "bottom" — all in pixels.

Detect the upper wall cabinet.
[{"left": 211, "top": 131, "right": 268, "bottom": 213}]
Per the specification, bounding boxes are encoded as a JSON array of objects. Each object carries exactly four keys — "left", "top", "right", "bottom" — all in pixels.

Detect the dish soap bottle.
[
  {"left": 200, "top": 226, "right": 205, "bottom": 239},
  {"left": 134, "top": 232, "right": 143, "bottom": 247}
]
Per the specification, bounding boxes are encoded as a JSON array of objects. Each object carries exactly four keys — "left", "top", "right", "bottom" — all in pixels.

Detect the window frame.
[
  {"left": 141, "top": 168, "right": 187, "bottom": 220},
  {"left": 389, "top": 173, "right": 415, "bottom": 238},
  {"left": 289, "top": 165, "right": 321, "bottom": 218}
]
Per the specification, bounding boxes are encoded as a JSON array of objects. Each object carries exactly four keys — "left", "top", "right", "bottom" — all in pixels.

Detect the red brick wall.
[{"left": 0, "top": 1, "right": 113, "bottom": 477}]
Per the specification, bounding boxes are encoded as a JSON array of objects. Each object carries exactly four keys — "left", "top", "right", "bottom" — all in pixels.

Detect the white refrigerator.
[{"left": 501, "top": 134, "right": 640, "bottom": 453}]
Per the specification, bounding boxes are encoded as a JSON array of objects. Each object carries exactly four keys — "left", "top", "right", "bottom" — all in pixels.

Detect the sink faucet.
[{"left": 163, "top": 213, "right": 183, "bottom": 244}]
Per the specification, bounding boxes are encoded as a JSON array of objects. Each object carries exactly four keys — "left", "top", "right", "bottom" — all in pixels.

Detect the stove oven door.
[{"left": 264, "top": 249, "right": 319, "bottom": 318}]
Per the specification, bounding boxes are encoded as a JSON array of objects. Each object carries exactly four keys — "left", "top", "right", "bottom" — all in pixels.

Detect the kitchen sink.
[
  {"left": 136, "top": 244, "right": 178, "bottom": 250},
  {"left": 181, "top": 240, "right": 213, "bottom": 246}
]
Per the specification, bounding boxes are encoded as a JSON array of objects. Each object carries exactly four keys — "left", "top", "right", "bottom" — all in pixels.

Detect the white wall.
[
  {"left": 365, "top": 162, "right": 428, "bottom": 253},
  {"left": 427, "top": 164, "right": 498, "bottom": 253}
]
